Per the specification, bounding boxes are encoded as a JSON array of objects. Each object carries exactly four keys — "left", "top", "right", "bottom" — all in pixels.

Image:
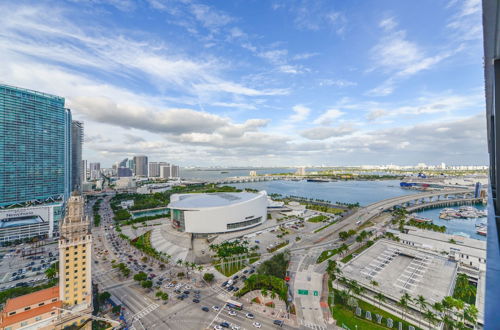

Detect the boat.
[
  {"left": 411, "top": 215, "right": 433, "bottom": 223},
  {"left": 477, "top": 227, "right": 487, "bottom": 236},
  {"left": 220, "top": 171, "right": 229, "bottom": 174},
  {"left": 306, "top": 178, "right": 330, "bottom": 182}
]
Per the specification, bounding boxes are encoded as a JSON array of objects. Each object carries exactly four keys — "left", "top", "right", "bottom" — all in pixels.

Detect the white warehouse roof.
[{"left": 168, "top": 191, "right": 267, "bottom": 209}]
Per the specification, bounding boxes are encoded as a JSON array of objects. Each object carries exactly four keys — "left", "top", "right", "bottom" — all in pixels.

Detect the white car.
[
  {"left": 253, "top": 322, "right": 262, "bottom": 328},
  {"left": 245, "top": 313, "right": 254, "bottom": 319},
  {"left": 231, "top": 325, "right": 240, "bottom": 330},
  {"left": 214, "top": 326, "right": 222, "bottom": 330},
  {"left": 228, "top": 310, "right": 236, "bottom": 316},
  {"left": 212, "top": 305, "right": 220, "bottom": 311}
]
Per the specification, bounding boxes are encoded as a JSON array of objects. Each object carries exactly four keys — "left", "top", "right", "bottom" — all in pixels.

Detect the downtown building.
[
  {"left": 0, "top": 84, "right": 74, "bottom": 244},
  {"left": 0, "top": 193, "right": 93, "bottom": 329},
  {"left": 71, "top": 121, "right": 84, "bottom": 193},
  {"left": 133, "top": 155, "right": 148, "bottom": 176}
]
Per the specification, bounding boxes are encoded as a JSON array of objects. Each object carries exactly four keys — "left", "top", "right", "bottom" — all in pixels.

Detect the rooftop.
[
  {"left": 0, "top": 301, "right": 61, "bottom": 328},
  {"left": 341, "top": 240, "right": 457, "bottom": 304},
  {"left": 168, "top": 191, "right": 266, "bottom": 209},
  {"left": 3, "top": 286, "right": 59, "bottom": 313}
]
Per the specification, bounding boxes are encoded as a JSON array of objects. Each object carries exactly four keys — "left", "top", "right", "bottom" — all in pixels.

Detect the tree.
[
  {"left": 161, "top": 292, "right": 169, "bottom": 301},
  {"left": 423, "top": 309, "right": 438, "bottom": 329},
  {"left": 141, "top": 280, "right": 153, "bottom": 289},
  {"left": 112, "top": 305, "right": 121, "bottom": 314},
  {"left": 156, "top": 291, "right": 163, "bottom": 299},
  {"left": 416, "top": 295, "right": 428, "bottom": 329},
  {"left": 374, "top": 292, "right": 385, "bottom": 309},
  {"left": 98, "top": 292, "right": 111, "bottom": 304},
  {"left": 369, "top": 280, "right": 379, "bottom": 292},
  {"left": 463, "top": 304, "right": 478, "bottom": 327},
  {"left": 203, "top": 273, "right": 215, "bottom": 283},
  {"left": 270, "top": 291, "right": 276, "bottom": 300},
  {"left": 45, "top": 266, "right": 57, "bottom": 281},
  {"left": 133, "top": 272, "right": 147, "bottom": 282},
  {"left": 398, "top": 293, "right": 412, "bottom": 321},
  {"left": 176, "top": 259, "right": 183, "bottom": 266},
  {"left": 261, "top": 288, "right": 268, "bottom": 297}
]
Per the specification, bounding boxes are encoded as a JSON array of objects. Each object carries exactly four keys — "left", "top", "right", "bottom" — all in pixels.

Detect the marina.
[
  {"left": 416, "top": 205, "right": 487, "bottom": 241},
  {"left": 439, "top": 206, "right": 487, "bottom": 220}
]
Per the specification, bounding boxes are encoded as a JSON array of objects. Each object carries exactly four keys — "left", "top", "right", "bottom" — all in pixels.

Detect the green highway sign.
[
  {"left": 313, "top": 291, "right": 319, "bottom": 296},
  {"left": 298, "top": 289, "right": 308, "bottom": 295}
]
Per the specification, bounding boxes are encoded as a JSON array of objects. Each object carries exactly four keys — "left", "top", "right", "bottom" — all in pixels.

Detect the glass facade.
[{"left": 0, "top": 84, "right": 72, "bottom": 207}]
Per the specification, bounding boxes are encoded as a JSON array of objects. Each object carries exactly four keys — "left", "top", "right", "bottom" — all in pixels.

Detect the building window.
[
  {"left": 35, "top": 316, "right": 42, "bottom": 321},
  {"left": 74, "top": 252, "right": 78, "bottom": 255},
  {"left": 83, "top": 285, "right": 86, "bottom": 289},
  {"left": 66, "top": 266, "right": 69, "bottom": 269},
  {"left": 8, "top": 311, "right": 16, "bottom": 316},
  {"left": 66, "top": 284, "right": 69, "bottom": 287},
  {"left": 66, "top": 259, "right": 69, "bottom": 263},
  {"left": 74, "top": 258, "right": 78, "bottom": 261},
  {"left": 66, "top": 272, "right": 69, "bottom": 275},
  {"left": 66, "top": 247, "right": 69, "bottom": 250},
  {"left": 83, "top": 279, "right": 86, "bottom": 283},
  {"left": 51, "top": 312, "right": 56, "bottom": 315},
  {"left": 24, "top": 307, "right": 31, "bottom": 311},
  {"left": 83, "top": 267, "right": 86, "bottom": 271},
  {"left": 66, "top": 253, "right": 69, "bottom": 257},
  {"left": 226, "top": 217, "right": 262, "bottom": 230},
  {"left": 52, "top": 298, "right": 57, "bottom": 302},
  {"left": 82, "top": 256, "right": 86, "bottom": 259},
  {"left": 21, "top": 321, "right": 28, "bottom": 326},
  {"left": 38, "top": 302, "right": 45, "bottom": 306},
  {"left": 66, "top": 278, "right": 69, "bottom": 281}
]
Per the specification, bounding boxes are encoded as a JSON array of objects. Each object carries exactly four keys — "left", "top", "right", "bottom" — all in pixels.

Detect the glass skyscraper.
[{"left": 0, "top": 84, "right": 72, "bottom": 207}]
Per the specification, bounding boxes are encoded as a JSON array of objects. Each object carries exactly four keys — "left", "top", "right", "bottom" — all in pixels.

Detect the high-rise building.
[
  {"left": 160, "top": 165, "right": 170, "bottom": 179},
  {"left": 89, "top": 163, "right": 101, "bottom": 180},
  {"left": 149, "top": 162, "right": 169, "bottom": 177},
  {"left": 81, "top": 160, "right": 88, "bottom": 182},
  {"left": 118, "top": 158, "right": 128, "bottom": 168},
  {"left": 171, "top": 164, "right": 180, "bottom": 178},
  {"left": 133, "top": 155, "right": 148, "bottom": 176},
  {"left": 117, "top": 167, "right": 133, "bottom": 177},
  {"left": 0, "top": 84, "right": 72, "bottom": 207},
  {"left": 127, "top": 159, "right": 135, "bottom": 173},
  {"left": 57, "top": 193, "right": 92, "bottom": 327},
  {"left": 71, "top": 121, "right": 83, "bottom": 192},
  {"left": 481, "top": 2, "right": 499, "bottom": 326}
]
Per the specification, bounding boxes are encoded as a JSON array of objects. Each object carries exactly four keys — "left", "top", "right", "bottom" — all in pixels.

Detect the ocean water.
[
  {"left": 416, "top": 205, "right": 487, "bottom": 241},
  {"left": 227, "top": 180, "right": 420, "bottom": 206}
]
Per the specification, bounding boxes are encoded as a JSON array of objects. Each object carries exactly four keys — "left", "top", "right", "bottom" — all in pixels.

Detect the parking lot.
[{"left": 0, "top": 241, "right": 58, "bottom": 291}]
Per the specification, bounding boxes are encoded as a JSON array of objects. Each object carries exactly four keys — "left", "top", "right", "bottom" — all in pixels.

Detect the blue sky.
[{"left": 0, "top": 0, "right": 486, "bottom": 167}]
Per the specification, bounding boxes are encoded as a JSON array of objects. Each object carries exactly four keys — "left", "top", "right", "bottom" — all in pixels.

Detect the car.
[
  {"left": 213, "top": 326, "right": 222, "bottom": 330},
  {"left": 249, "top": 270, "right": 255, "bottom": 274},
  {"left": 243, "top": 269, "right": 248, "bottom": 274},
  {"left": 212, "top": 305, "right": 220, "bottom": 311},
  {"left": 227, "top": 286, "right": 234, "bottom": 291},
  {"left": 252, "top": 322, "right": 261, "bottom": 328},
  {"left": 228, "top": 310, "right": 236, "bottom": 316},
  {"left": 221, "top": 281, "right": 228, "bottom": 287},
  {"left": 273, "top": 320, "right": 284, "bottom": 327},
  {"left": 232, "top": 275, "right": 239, "bottom": 280},
  {"left": 194, "top": 294, "right": 201, "bottom": 299},
  {"left": 194, "top": 290, "right": 200, "bottom": 294},
  {"left": 183, "top": 290, "right": 190, "bottom": 294},
  {"left": 241, "top": 275, "right": 247, "bottom": 281},
  {"left": 231, "top": 325, "right": 240, "bottom": 330},
  {"left": 232, "top": 287, "right": 239, "bottom": 292},
  {"left": 245, "top": 313, "right": 254, "bottom": 319},
  {"left": 202, "top": 306, "right": 210, "bottom": 312},
  {"left": 193, "top": 299, "right": 200, "bottom": 303},
  {"left": 220, "top": 322, "right": 230, "bottom": 328}
]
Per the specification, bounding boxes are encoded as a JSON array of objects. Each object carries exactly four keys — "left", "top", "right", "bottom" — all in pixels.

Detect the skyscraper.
[
  {"left": 0, "top": 84, "right": 72, "bottom": 207},
  {"left": 149, "top": 162, "right": 169, "bottom": 177},
  {"left": 118, "top": 158, "right": 128, "bottom": 168},
  {"left": 71, "top": 121, "right": 83, "bottom": 192},
  {"left": 57, "top": 193, "right": 92, "bottom": 328},
  {"left": 89, "top": 163, "right": 101, "bottom": 180},
  {"left": 133, "top": 155, "right": 148, "bottom": 176},
  {"left": 81, "top": 159, "right": 88, "bottom": 182}
]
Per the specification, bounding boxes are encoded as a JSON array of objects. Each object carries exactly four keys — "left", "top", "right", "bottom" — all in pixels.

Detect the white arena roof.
[{"left": 168, "top": 191, "right": 266, "bottom": 209}]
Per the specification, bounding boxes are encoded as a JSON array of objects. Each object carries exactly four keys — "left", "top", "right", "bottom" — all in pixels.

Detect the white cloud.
[
  {"left": 300, "top": 124, "right": 354, "bottom": 140},
  {"left": 313, "top": 109, "right": 344, "bottom": 125},
  {"left": 290, "top": 105, "right": 311, "bottom": 123}
]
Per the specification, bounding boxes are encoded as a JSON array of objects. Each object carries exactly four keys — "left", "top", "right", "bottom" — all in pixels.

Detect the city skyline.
[{"left": 0, "top": 0, "right": 486, "bottom": 167}]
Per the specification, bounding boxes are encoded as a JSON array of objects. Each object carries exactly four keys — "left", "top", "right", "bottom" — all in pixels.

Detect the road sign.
[
  {"left": 313, "top": 291, "right": 319, "bottom": 296},
  {"left": 298, "top": 289, "right": 308, "bottom": 295}
]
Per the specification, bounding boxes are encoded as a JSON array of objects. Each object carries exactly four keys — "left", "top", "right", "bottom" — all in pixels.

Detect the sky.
[{"left": 0, "top": 0, "right": 487, "bottom": 167}]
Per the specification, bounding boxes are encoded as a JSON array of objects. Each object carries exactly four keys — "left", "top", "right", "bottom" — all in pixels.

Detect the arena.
[{"left": 167, "top": 191, "right": 268, "bottom": 234}]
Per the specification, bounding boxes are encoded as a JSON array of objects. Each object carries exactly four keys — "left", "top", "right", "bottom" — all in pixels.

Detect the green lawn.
[
  {"left": 340, "top": 241, "right": 374, "bottom": 263},
  {"left": 316, "top": 248, "right": 341, "bottom": 263},
  {"left": 308, "top": 215, "right": 328, "bottom": 223},
  {"left": 329, "top": 285, "right": 421, "bottom": 330}
]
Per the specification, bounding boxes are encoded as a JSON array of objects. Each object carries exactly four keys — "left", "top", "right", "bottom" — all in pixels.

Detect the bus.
[{"left": 226, "top": 300, "right": 243, "bottom": 310}]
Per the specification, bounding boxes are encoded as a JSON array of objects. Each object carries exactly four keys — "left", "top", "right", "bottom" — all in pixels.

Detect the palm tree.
[
  {"left": 398, "top": 293, "right": 411, "bottom": 321},
  {"left": 45, "top": 266, "right": 57, "bottom": 281},
  {"left": 416, "top": 295, "right": 427, "bottom": 328},
  {"left": 176, "top": 259, "right": 183, "bottom": 267},
  {"left": 374, "top": 292, "right": 385, "bottom": 309},
  {"left": 463, "top": 304, "right": 478, "bottom": 328},
  {"left": 423, "top": 310, "right": 438, "bottom": 329},
  {"left": 369, "top": 280, "right": 379, "bottom": 292}
]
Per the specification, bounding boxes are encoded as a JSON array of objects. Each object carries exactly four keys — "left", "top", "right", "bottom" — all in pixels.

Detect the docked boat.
[
  {"left": 306, "top": 178, "right": 330, "bottom": 182},
  {"left": 477, "top": 226, "right": 487, "bottom": 236},
  {"left": 439, "top": 206, "right": 486, "bottom": 220},
  {"left": 411, "top": 215, "right": 433, "bottom": 223}
]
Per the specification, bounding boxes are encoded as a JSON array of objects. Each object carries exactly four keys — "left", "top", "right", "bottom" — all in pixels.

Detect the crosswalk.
[
  {"left": 298, "top": 318, "right": 327, "bottom": 330},
  {"left": 214, "top": 316, "right": 248, "bottom": 330},
  {"left": 131, "top": 303, "right": 160, "bottom": 322}
]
